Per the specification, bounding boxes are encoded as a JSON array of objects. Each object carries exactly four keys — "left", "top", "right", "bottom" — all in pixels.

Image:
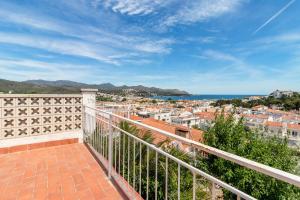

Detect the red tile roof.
[
  {"left": 242, "top": 114, "right": 268, "bottom": 119},
  {"left": 130, "top": 115, "right": 143, "bottom": 121},
  {"left": 194, "top": 112, "right": 215, "bottom": 120},
  {"left": 265, "top": 121, "right": 283, "bottom": 127},
  {"left": 139, "top": 118, "right": 203, "bottom": 144},
  {"left": 288, "top": 124, "right": 300, "bottom": 130}
]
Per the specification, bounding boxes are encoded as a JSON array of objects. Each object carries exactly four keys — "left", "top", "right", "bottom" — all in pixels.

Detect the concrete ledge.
[
  {"left": 81, "top": 88, "right": 98, "bottom": 93},
  {"left": 0, "top": 130, "right": 83, "bottom": 148},
  {"left": 0, "top": 138, "right": 79, "bottom": 154}
]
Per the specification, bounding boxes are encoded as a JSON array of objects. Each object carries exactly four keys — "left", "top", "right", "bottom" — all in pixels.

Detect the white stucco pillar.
[{"left": 81, "top": 88, "right": 98, "bottom": 139}]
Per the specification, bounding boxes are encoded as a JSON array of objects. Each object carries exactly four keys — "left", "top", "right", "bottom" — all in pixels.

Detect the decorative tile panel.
[{"left": 0, "top": 94, "right": 83, "bottom": 139}]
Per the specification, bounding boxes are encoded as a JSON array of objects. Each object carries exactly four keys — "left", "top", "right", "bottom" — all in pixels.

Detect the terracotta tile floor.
[{"left": 0, "top": 143, "right": 124, "bottom": 200}]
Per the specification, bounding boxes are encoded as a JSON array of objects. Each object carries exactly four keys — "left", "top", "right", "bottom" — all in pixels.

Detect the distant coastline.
[{"left": 152, "top": 94, "right": 265, "bottom": 101}]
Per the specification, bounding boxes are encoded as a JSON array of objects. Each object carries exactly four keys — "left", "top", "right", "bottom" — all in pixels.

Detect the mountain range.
[{"left": 0, "top": 79, "right": 189, "bottom": 96}]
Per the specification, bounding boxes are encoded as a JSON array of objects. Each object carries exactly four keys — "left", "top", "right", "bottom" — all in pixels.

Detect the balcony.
[
  {"left": 0, "top": 143, "right": 122, "bottom": 200},
  {"left": 1, "top": 89, "right": 300, "bottom": 200}
]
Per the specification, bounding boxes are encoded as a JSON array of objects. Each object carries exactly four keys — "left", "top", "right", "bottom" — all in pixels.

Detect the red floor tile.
[{"left": 0, "top": 143, "right": 124, "bottom": 200}]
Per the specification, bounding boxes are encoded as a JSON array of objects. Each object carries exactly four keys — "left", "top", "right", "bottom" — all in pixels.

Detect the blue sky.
[{"left": 0, "top": 0, "right": 299, "bottom": 94}]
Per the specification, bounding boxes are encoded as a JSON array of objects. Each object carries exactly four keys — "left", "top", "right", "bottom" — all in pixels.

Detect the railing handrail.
[{"left": 84, "top": 106, "right": 300, "bottom": 188}]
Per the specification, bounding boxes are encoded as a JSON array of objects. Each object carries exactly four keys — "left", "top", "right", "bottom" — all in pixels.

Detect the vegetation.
[
  {"left": 199, "top": 112, "right": 300, "bottom": 199},
  {"left": 0, "top": 79, "right": 189, "bottom": 96},
  {"left": 151, "top": 99, "right": 158, "bottom": 104},
  {"left": 96, "top": 96, "right": 113, "bottom": 102},
  {"left": 211, "top": 93, "right": 300, "bottom": 111},
  {"left": 167, "top": 98, "right": 177, "bottom": 104},
  {"left": 175, "top": 105, "right": 185, "bottom": 108},
  {"left": 88, "top": 112, "right": 300, "bottom": 199},
  {"left": 117, "top": 122, "right": 209, "bottom": 199},
  {"left": 0, "top": 79, "right": 80, "bottom": 94},
  {"left": 192, "top": 124, "right": 208, "bottom": 131}
]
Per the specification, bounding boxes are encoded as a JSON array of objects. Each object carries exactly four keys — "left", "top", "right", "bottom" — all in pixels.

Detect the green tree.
[
  {"left": 151, "top": 99, "right": 158, "bottom": 104},
  {"left": 96, "top": 96, "right": 113, "bottom": 102},
  {"left": 199, "top": 112, "right": 300, "bottom": 199}
]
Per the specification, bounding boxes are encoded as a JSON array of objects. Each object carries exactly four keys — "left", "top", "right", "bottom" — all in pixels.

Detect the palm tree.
[{"left": 117, "top": 121, "right": 210, "bottom": 200}]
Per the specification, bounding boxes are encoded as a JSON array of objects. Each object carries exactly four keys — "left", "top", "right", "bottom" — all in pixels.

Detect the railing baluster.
[
  {"left": 212, "top": 182, "right": 216, "bottom": 200},
  {"left": 96, "top": 120, "right": 98, "bottom": 151},
  {"left": 101, "top": 123, "right": 105, "bottom": 155},
  {"left": 123, "top": 132, "right": 125, "bottom": 178},
  {"left": 146, "top": 146, "right": 149, "bottom": 200},
  {"left": 104, "top": 121, "right": 106, "bottom": 155},
  {"left": 99, "top": 121, "right": 102, "bottom": 154},
  {"left": 165, "top": 156, "right": 168, "bottom": 200},
  {"left": 193, "top": 172, "right": 196, "bottom": 200},
  {"left": 103, "top": 122, "right": 106, "bottom": 157},
  {"left": 106, "top": 124, "right": 109, "bottom": 159},
  {"left": 237, "top": 195, "right": 241, "bottom": 200},
  {"left": 133, "top": 139, "right": 136, "bottom": 191},
  {"left": 92, "top": 121, "right": 95, "bottom": 148},
  {"left": 128, "top": 135, "right": 130, "bottom": 183},
  {"left": 131, "top": 138, "right": 136, "bottom": 200},
  {"left": 96, "top": 121, "right": 98, "bottom": 151},
  {"left": 101, "top": 121, "right": 104, "bottom": 155},
  {"left": 96, "top": 119, "right": 98, "bottom": 151},
  {"left": 108, "top": 114, "right": 113, "bottom": 179},
  {"left": 118, "top": 131, "right": 121, "bottom": 174},
  {"left": 155, "top": 151, "right": 158, "bottom": 200},
  {"left": 178, "top": 164, "right": 180, "bottom": 200},
  {"left": 139, "top": 142, "right": 142, "bottom": 196},
  {"left": 114, "top": 130, "right": 117, "bottom": 170}
]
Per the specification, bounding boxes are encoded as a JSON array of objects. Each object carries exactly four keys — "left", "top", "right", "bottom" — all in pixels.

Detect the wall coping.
[
  {"left": 81, "top": 88, "right": 98, "bottom": 93},
  {"left": 0, "top": 94, "right": 82, "bottom": 98},
  {"left": 0, "top": 130, "right": 83, "bottom": 148}
]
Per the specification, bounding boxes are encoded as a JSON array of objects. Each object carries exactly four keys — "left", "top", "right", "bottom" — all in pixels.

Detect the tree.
[
  {"left": 151, "top": 99, "right": 157, "bottom": 104},
  {"left": 96, "top": 96, "right": 113, "bottom": 102},
  {"left": 198, "top": 112, "right": 300, "bottom": 199}
]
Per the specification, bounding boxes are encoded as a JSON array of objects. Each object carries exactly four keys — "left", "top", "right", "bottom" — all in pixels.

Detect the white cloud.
[
  {"left": 161, "top": 0, "right": 243, "bottom": 28},
  {"left": 200, "top": 49, "right": 264, "bottom": 78},
  {"left": 0, "top": 58, "right": 89, "bottom": 71},
  {"left": 201, "top": 49, "right": 239, "bottom": 62},
  {"left": 96, "top": 0, "right": 245, "bottom": 30},
  {"left": 256, "top": 32, "right": 300, "bottom": 44},
  {"left": 0, "top": 33, "right": 121, "bottom": 65},
  {"left": 0, "top": 58, "right": 95, "bottom": 81},
  {"left": 0, "top": 2, "right": 174, "bottom": 64},
  {"left": 97, "top": 0, "right": 170, "bottom": 15},
  {"left": 134, "top": 39, "right": 174, "bottom": 53},
  {"left": 0, "top": 9, "right": 62, "bottom": 32},
  {"left": 184, "top": 36, "right": 217, "bottom": 44}
]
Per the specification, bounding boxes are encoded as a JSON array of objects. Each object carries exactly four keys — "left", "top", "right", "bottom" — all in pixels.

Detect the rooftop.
[{"left": 0, "top": 143, "right": 123, "bottom": 200}]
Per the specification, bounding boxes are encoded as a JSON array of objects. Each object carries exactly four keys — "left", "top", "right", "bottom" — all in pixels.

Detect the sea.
[{"left": 152, "top": 95, "right": 265, "bottom": 101}]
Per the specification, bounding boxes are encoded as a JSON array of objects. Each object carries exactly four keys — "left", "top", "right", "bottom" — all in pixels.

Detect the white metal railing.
[{"left": 83, "top": 106, "right": 300, "bottom": 200}]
